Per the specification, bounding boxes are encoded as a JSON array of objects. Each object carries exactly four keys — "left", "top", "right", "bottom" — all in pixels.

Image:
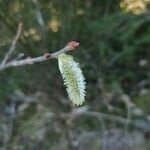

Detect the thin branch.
[
  {"left": 0, "top": 23, "right": 23, "bottom": 68},
  {"left": 0, "top": 41, "right": 79, "bottom": 70}
]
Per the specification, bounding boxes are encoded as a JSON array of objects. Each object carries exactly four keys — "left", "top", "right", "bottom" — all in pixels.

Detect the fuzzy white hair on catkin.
[{"left": 58, "top": 53, "right": 86, "bottom": 106}]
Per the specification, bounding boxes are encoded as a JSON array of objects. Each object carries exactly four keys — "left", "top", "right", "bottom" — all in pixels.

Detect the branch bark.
[
  {"left": 0, "top": 22, "right": 79, "bottom": 71},
  {"left": 0, "top": 45, "right": 74, "bottom": 70}
]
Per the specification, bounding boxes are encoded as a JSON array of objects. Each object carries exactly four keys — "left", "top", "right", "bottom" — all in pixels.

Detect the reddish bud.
[
  {"left": 44, "top": 53, "right": 50, "bottom": 59},
  {"left": 67, "top": 41, "right": 79, "bottom": 49}
]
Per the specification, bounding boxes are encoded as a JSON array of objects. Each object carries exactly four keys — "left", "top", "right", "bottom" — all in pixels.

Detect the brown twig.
[
  {"left": 0, "top": 23, "right": 23, "bottom": 68},
  {"left": 0, "top": 22, "right": 79, "bottom": 71},
  {"left": 0, "top": 42, "right": 79, "bottom": 70}
]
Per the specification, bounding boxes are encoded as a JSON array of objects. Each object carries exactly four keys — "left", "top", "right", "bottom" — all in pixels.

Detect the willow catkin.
[{"left": 58, "top": 53, "right": 86, "bottom": 106}]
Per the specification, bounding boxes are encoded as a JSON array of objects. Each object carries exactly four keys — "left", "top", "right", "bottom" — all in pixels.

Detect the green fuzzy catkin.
[{"left": 58, "top": 53, "right": 86, "bottom": 106}]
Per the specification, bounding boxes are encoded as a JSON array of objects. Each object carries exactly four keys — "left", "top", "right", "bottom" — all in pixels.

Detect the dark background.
[{"left": 0, "top": 0, "right": 150, "bottom": 149}]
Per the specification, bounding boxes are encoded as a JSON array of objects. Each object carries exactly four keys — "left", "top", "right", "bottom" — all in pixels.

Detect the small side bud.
[{"left": 44, "top": 53, "right": 50, "bottom": 59}]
